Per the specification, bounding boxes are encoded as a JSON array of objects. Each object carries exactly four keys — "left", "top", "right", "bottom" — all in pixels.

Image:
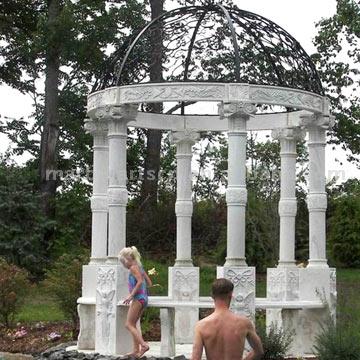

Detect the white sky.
[{"left": 0, "top": 0, "right": 358, "bottom": 182}]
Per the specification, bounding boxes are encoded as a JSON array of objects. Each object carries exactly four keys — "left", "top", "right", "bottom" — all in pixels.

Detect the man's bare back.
[
  {"left": 196, "top": 309, "right": 249, "bottom": 360},
  {"left": 191, "top": 279, "right": 263, "bottom": 360}
]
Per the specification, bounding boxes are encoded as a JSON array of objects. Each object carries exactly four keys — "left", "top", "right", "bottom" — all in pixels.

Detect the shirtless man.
[{"left": 191, "top": 278, "right": 264, "bottom": 360}]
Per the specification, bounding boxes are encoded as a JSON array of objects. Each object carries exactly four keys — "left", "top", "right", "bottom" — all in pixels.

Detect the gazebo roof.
[{"left": 97, "top": 4, "right": 323, "bottom": 95}]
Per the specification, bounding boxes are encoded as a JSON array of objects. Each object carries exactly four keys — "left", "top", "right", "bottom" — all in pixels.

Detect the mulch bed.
[
  {"left": 0, "top": 322, "right": 75, "bottom": 355},
  {"left": 0, "top": 319, "right": 162, "bottom": 355}
]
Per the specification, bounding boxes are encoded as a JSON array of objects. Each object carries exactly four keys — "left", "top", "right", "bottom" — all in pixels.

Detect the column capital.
[
  {"left": 299, "top": 113, "right": 335, "bottom": 130},
  {"left": 84, "top": 118, "right": 108, "bottom": 136},
  {"left": 272, "top": 127, "right": 305, "bottom": 142},
  {"left": 171, "top": 129, "right": 200, "bottom": 146},
  {"left": 218, "top": 102, "right": 257, "bottom": 120},
  {"left": 95, "top": 104, "right": 138, "bottom": 123}
]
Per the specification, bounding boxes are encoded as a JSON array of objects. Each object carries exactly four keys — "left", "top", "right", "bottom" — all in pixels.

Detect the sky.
[{"left": 0, "top": 0, "right": 358, "bottom": 182}]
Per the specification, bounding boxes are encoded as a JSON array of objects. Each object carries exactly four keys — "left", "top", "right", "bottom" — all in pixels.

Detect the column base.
[
  {"left": 224, "top": 257, "right": 247, "bottom": 267},
  {"left": 266, "top": 267, "right": 336, "bottom": 357},
  {"left": 277, "top": 261, "right": 297, "bottom": 268},
  {"left": 89, "top": 257, "right": 107, "bottom": 265},
  {"left": 307, "top": 259, "right": 329, "bottom": 268},
  {"left": 217, "top": 266, "right": 255, "bottom": 321},
  {"left": 105, "top": 256, "right": 120, "bottom": 264},
  {"left": 168, "top": 266, "right": 199, "bottom": 344},
  {"left": 77, "top": 264, "right": 99, "bottom": 350},
  {"left": 174, "top": 259, "right": 194, "bottom": 267},
  {"left": 77, "top": 303, "right": 95, "bottom": 350}
]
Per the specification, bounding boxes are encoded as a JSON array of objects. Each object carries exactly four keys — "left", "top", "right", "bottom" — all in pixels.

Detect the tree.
[
  {"left": 328, "top": 179, "right": 360, "bottom": 267},
  {"left": 0, "top": 0, "right": 147, "bottom": 261},
  {"left": 140, "top": 0, "right": 165, "bottom": 209},
  {"left": 313, "top": 0, "right": 360, "bottom": 165}
]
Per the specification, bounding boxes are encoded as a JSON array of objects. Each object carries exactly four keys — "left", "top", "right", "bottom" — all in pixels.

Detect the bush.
[
  {"left": 328, "top": 195, "right": 360, "bottom": 267},
  {"left": 43, "top": 251, "right": 89, "bottom": 337},
  {"left": 314, "top": 320, "right": 360, "bottom": 360},
  {"left": 0, "top": 159, "right": 51, "bottom": 278},
  {"left": 0, "top": 258, "right": 30, "bottom": 327},
  {"left": 257, "top": 323, "right": 294, "bottom": 360}
]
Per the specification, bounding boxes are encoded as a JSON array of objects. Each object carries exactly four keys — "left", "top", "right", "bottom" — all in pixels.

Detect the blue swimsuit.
[{"left": 128, "top": 265, "right": 148, "bottom": 308}]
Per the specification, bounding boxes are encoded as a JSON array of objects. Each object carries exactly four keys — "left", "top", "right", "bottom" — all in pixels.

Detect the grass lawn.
[{"left": 16, "top": 283, "right": 65, "bottom": 323}]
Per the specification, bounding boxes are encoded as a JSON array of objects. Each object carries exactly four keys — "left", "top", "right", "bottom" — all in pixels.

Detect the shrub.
[
  {"left": 328, "top": 195, "right": 360, "bottom": 267},
  {"left": 43, "top": 251, "right": 89, "bottom": 337},
  {"left": 314, "top": 320, "right": 360, "bottom": 360},
  {"left": 0, "top": 258, "right": 30, "bottom": 327},
  {"left": 257, "top": 323, "right": 294, "bottom": 360}
]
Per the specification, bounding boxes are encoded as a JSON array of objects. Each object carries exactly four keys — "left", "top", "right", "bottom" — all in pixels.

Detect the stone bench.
[{"left": 118, "top": 296, "right": 325, "bottom": 357}]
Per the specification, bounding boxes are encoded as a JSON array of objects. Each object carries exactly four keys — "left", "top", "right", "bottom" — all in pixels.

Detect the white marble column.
[
  {"left": 78, "top": 117, "right": 109, "bottom": 351},
  {"left": 219, "top": 102, "right": 256, "bottom": 266},
  {"left": 272, "top": 127, "right": 304, "bottom": 267},
  {"left": 84, "top": 118, "right": 109, "bottom": 263},
  {"left": 105, "top": 105, "right": 138, "bottom": 263},
  {"left": 93, "top": 105, "right": 138, "bottom": 356},
  {"left": 217, "top": 103, "right": 256, "bottom": 323},
  {"left": 301, "top": 114, "right": 332, "bottom": 268},
  {"left": 171, "top": 129, "right": 199, "bottom": 267},
  {"left": 169, "top": 129, "right": 200, "bottom": 344}
]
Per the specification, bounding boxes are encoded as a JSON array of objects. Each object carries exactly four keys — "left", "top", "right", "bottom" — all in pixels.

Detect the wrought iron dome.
[{"left": 97, "top": 4, "right": 323, "bottom": 97}]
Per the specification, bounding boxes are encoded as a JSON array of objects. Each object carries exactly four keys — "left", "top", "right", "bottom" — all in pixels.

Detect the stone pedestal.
[
  {"left": 168, "top": 267, "right": 199, "bottom": 343},
  {"left": 95, "top": 264, "right": 132, "bottom": 355},
  {"left": 77, "top": 265, "right": 98, "bottom": 350},
  {"left": 267, "top": 267, "right": 336, "bottom": 357},
  {"left": 217, "top": 266, "right": 256, "bottom": 322},
  {"left": 266, "top": 267, "right": 300, "bottom": 340}
]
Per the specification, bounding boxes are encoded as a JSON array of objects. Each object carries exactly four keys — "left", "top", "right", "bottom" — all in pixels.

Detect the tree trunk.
[
  {"left": 140, "top": 0, "right": 164, "bottom": 208},
  {"left": 39, "top": 0, "right": 61, "bottom": 257}
]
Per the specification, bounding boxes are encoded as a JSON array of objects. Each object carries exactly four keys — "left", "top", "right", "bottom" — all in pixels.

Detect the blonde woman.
[{"left": 118, "top": 246, "right": 152, "bottom": 358}]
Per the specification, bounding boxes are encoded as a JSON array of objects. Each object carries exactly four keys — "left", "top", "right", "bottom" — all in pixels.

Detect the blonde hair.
[{"left": 118, "top": 246, "right": 142, "bottom": 265}]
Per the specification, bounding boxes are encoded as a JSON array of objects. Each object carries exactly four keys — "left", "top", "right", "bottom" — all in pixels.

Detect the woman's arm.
[
  {"left": 129, "top": 265, "right": 143, "bottom": 297},
  {"left": 144, "top": 271, "right": 153, "bottom": 287}
]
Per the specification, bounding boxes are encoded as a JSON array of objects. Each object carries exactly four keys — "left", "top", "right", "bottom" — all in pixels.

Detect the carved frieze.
[
  {"left": 88, "top": 88, "right": 117, "bottom": 112},
  {"left": 250, "top": 87, "right": 323, "bottom": 112},
  {"left": 121, "top": 84, "right": 224, "bottom": 103}
]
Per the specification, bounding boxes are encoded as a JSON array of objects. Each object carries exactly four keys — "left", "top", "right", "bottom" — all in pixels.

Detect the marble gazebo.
[{"left": 76, "top": 4, "right": 336, "bottom": 358}]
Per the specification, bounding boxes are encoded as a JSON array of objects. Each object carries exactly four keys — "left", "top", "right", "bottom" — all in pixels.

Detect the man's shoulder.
[{"left": 232, "top": 313, "right": 252, "bottom": 326}]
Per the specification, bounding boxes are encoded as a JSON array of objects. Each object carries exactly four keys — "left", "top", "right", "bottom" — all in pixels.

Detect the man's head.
[{"left": 211, "top": 278, "right": 234, "bottom": 304}]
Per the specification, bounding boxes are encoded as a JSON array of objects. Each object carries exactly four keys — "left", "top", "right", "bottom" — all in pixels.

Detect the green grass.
[
  {"left": 16, "top": 284, "right": 66, "bottom": 323},
  {"left": 336, "top": 268, "right": 360, "bottom": 328}
]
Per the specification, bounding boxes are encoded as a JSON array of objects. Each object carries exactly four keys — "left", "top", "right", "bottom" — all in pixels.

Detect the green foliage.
[
  {"left": 0, "top": 258, "right": 31, "bottom": 328},
  {"left": 246, "top": 191, "right": 278, "bottom": 272},
  {"left": 43, "top": 251, "right": 89, "bottom": 336},
  {"left": 257, "top": 323, "right": 294, "bottom": 360},
  {"left": 313, "top": 0, "right": 360, "bottom": 164},
  {"left": 328, "top": 180, "right": 360, "bottom": 267},
  {"left": 53, "top": 182, "right": 91, "bottom": 258},
  {"left": 0, "top": 157, "right": 52, "bottom": 277},
  {"left": 314, "top": 320, "right": 360, "bottom": 360}
]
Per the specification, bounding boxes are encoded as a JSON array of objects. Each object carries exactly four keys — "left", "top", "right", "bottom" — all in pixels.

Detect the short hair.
[{"left": 211, "top": 278, "right": 234, "bottom": 299}]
